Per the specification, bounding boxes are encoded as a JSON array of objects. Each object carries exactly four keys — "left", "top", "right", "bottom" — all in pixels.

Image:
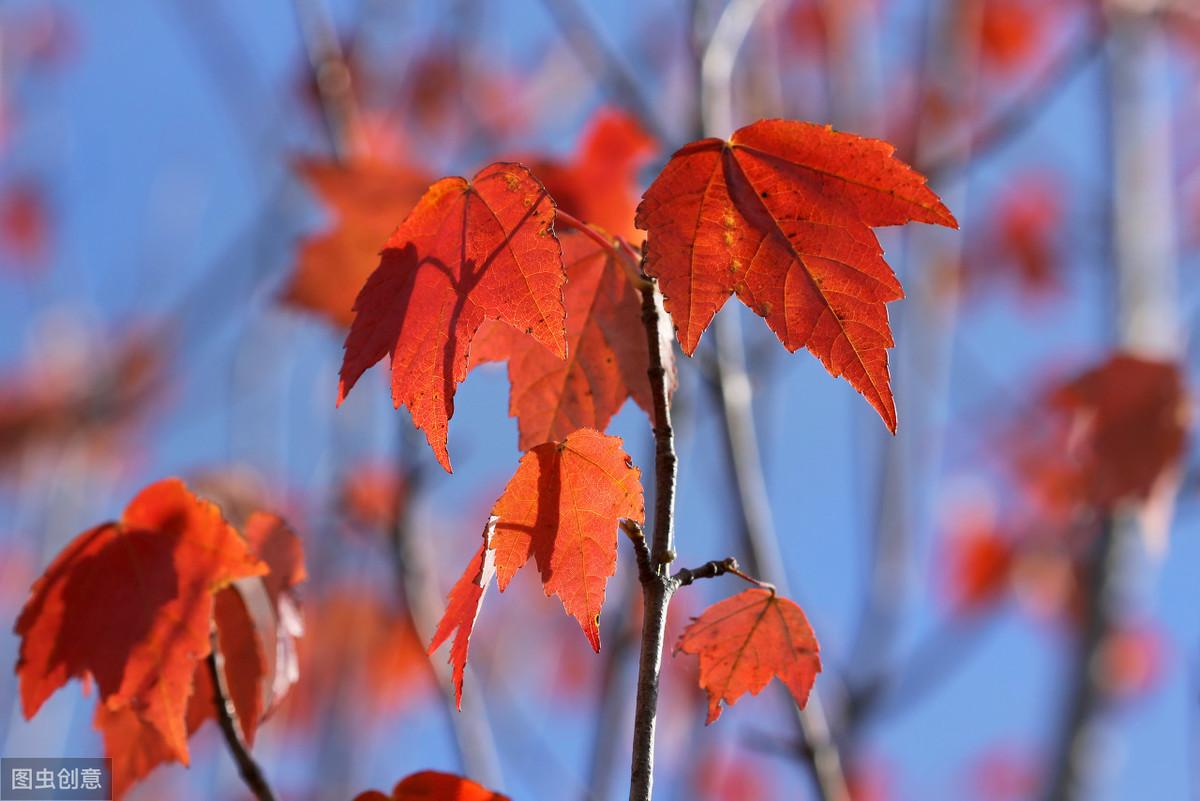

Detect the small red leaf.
[
  {"left": 338, "top": 162, "right": 567, "bottom": 472},
  {"left": 636, "top": 119, "right": 956, "bottom": 430},
  {"left": 675, "top": 588, "right": 821, "bottom": 724},
  {"left": 491, "top": 429, "right": 644, "bottom": 651}
]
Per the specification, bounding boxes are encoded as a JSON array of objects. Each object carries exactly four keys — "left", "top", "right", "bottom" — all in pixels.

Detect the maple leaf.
[
  {"left": 428, "top": 522, "right": 497, "bottom": 709},
  {"left": 351, "top": 770, "right": 509, "bottom": 801},
  {"left": 675, "top": 588, "right": 821, "bottom": 724},
  {"left": 96, "top": 587, "right": 262, "bottom": 799},
  {"left": 15, "top": 479, "right": 267, "bottom": 764},
  {"left": 491, "top": 428, "right": 643, "bottom": 651},
  {"left": 1050, "top": 354, "right": 1190, "bottom": 507},
  {"left": 284, "top": 159, "right": 432, "bottom": 328},
  {"left": 337, "top": 162, "right": 567, "bottom": 472},
  {"left": 636, "top": 119, "right": 957, "bottom": 430},
  {"left": 472, "top": 233, "right": 659, "bottom": 449},
  {"left": 529, "top": 108, "right": 656, "bottom": 243}
]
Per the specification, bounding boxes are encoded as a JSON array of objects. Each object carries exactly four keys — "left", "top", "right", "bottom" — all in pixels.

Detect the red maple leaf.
[
  {"left": 490, "top": 428, "right": 643, "bottom": 651},
  {"left": 675, "top": 587, "right": 821, "bottom": 724},
  {"left": 352, "top": 770, "right": 509, "bottom": 801},
  {"left": 337, "top": 162, "right": 567, "bottom": 472},
  {"left": 15, "top": 479, "right": 268, "bottom": 763},
  {"left": 636, "top": 119, "right": 956, "bottom": 430},
  {"left": 472, "top": 233, "right": 658, "bottom": 449},
  {"left": 284, "top": 159, "right": 432, "bottom": 328}
]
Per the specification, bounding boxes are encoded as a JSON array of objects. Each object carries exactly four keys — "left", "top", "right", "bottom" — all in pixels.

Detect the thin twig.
[
  {"left": 207, "top": 627, "right": 278, "bottom": 801},
  {"left": 921, "top": 21, "right": 1105, "bottom": 181},
  {"left": 290, "top": 0, "right": 361, "bottom": 162},
  {"left": 388, "top": 428, "right": 504, "bottom": 787},
  {"left": 627, "top": 275, "right": 678, "bottom": 801},
  {"left": 672, "top": 557, "right": 738, "bottom": 588},
  {"left": 537, "top": 0, "right": 670, "bottom": 144}
]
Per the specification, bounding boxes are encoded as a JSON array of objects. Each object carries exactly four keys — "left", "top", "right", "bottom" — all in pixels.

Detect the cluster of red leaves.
[
  {"left": 326, "top": 117, "right": 952, "bottom": 724},
  {"left": 352, "top": 770, "right": 508, "bottom": 801},
  {"left": 14, "top": 479, "right": 306, "bottom": 798}
]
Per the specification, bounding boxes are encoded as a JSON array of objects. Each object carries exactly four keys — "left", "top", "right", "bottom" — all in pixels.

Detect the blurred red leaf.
[
  {"left": 15, "top": 479, "right": 267, "bottom": 764},
  {"left": 1098, "top": 623, "right": 1164, "bottom": 699},
  {"left": 636, "top": 119, "right": 956, "bottom": 430},
  {"left": 0, "top": 182, "right": 49, "bottom": 272},
  {"left": 352, "top": 770, "right": 509, "bottom": 801},
  {"left": 472, "top": 233, "right": 657, "bottom": 449},
  {"left": 675, "top": 587, "right": 821, "bottom": 724},
  {"left": 337, "top": 462, "right": 408, "bottom": 531},
  {"left": 285, "top": 159, "right": 432, "bottom": 328},
  {"left": 337, "top": 162, "right": 567, "bottom": 472},
  {"left": 529, "top": 108, "right": 656, "bottom": 242},
  {"left": 940, "top": 504, "right": 1015, "bottom": 612},
  {"left": 1050, "top": 354, "right": 1190, "bottom": 507},
  {"left": 972, "top": 173, "right": 1064, "bottom": 296}
]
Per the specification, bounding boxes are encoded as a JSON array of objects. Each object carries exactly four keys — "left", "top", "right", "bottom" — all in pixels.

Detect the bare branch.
[
  {"left": 207, "top": 627, "right": 278, "bottom": 801},
  {"left": 627, "top": 276, "right": 679, "bottom": 801}
]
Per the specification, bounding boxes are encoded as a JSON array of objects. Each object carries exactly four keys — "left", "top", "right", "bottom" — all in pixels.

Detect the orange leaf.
[
  {"left": 472, "top": 233, "right": 657, "bottom": 449},
  {"left": 337, "top": 162, "right": 567, "bottom": 472},
  {"left": 428, "top": 523, "right": 497, "bottom": 709},
  {"left": 352, "top": 770, "right": 509, "bottom": 801},
  {"left": 491, "top": 428, "right": 643, "bottom": 651},
  {"left": 675, "top": 588, "right": 821, "bottom": 724},
  {"left": 15, "top": 478, "right": 267, "bottom": 763},
  {"left": 636, "top": 119, "right": 956, "bottom": 430},
  {"left": 285, "top": 159, "right": 432, "bottom": 328}
]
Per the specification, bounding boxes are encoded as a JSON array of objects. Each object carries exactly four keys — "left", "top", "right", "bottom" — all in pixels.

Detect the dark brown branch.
[
  {"left": 627, "top": 276, "right": 679, "bottom": 801},
  {"left": 672, "top": 557, "right": 738, "bottom": 588},
  {"left": 1040, "top": 517, "right": 1122, "bottom": 801},
  {"left": 207, "top": 628, "right": 277, "bottom": 801},
  {"left": 621, "top": 520, "right": 655, "bottom": 583}
]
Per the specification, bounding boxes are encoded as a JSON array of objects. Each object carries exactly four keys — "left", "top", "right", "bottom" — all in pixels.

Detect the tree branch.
[
  {"left": 537, "top": 0, "right": 670, "bottom": 144},
  {"left": 672, "top": 557, "right": 738, "bottom": 588},
  {"left": 627, "top": 276, "right": 678, "bottom": 801},
  {"left": 207, "top": 627, "right": 278, "bottom": 801}
]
